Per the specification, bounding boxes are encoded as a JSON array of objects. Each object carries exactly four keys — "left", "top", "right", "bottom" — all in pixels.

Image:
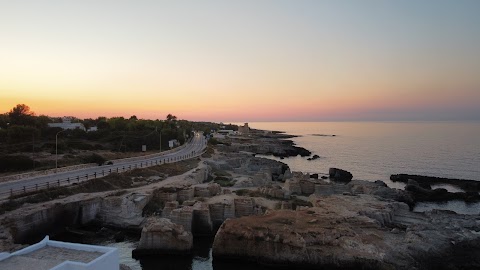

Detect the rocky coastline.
[
  {"left": 0, "top": 128, "right": 479, "bottom": 270},
  {"left": 391, "top": 173, "right": 480, "bottom": 192}
]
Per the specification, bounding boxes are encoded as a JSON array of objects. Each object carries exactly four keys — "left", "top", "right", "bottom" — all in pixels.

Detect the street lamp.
[
  {"left": 55, "top": 129, "right": 66, "bottom": 173},
  {"left": 156, "top": 127, "right": 162, "bottom": 153}
]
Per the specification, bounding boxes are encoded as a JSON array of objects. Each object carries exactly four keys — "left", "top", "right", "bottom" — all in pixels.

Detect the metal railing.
[{"left": 0, "top": 147, "right": 206, "bottom": 199}]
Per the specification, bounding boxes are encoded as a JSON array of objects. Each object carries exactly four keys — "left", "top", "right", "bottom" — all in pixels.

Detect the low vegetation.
[{"left": 0, "top": 159, "right": 200, "bottom": 214}]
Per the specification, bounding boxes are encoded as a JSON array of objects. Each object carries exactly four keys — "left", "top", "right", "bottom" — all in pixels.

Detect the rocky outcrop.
[
  {"left": 405, "top": 179, "right": 480, "bottom": 203},
  {"left": 259, "top": 185, "right": 289, "bottom": 200},
  {"left": 284, "top": 173, "right": 315, "bottom": 196},
  {"left": 133, "top": 217, "right": 193, "bottom": 257},
  {"left": 284, "top": 179, "right": 302, "bottom": 195},
  {"left": 156, "top": 190, "right": 178, "bottom": 202},
  {"left": 391, "top": 174, "right": 480, "bottom": 192},
  {"left": 299, "top": 180, "right": 315, "bottom": 195},
  {"left": 177, "top": 188, "right": 194, "bottom": 203},
  {"left": 328, "top": 167, "right": 353, "bottom": 182},
  {"left": 162, "top": 201, "right": 179, "bottom": 219},
  {"left": 223, "top": 137, "right": 311, "bottom": 158},
  {"left": 98, "top": 192, "right": 151, "bottom": 229},
  {"left": 192, "top": 202, "right": 213, "bottom": 235},
  {"left": 208, "top": 153, "right": 290, "bottom": 180},
  {"left": 194, "top": 183, "right": 222, "bottom": 198},
  {"left": 234, "top": 198, "right": 254, "bottom": 217},
  {"left": 213, "top": 194, "right": 480, "bottom": 270},
  {"left": 348, "top": 180, "right": 415, "bottom": 209},
  {"left": 170, "top": 206, "right": 193, "bottom": 232}
]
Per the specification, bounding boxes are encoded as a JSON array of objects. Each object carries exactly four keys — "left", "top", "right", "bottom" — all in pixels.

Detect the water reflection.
[{"left": 137, "top": 237, "right": 214, "bottom": 270}]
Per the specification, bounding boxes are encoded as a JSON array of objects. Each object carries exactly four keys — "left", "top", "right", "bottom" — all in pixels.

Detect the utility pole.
[
  {"left": 32, "top": 132, "right": 35, "bottom": 170},
  {"left": 55, "top": 129, "right": 65, "bottom": 173},
  {"left": 156, "top": 127, "right": 161, "bottom": 153}
]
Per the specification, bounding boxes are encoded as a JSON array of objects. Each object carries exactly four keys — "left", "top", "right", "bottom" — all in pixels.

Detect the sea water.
[{"left": 247, "top": 121, "right": 480, "bottom": 183}]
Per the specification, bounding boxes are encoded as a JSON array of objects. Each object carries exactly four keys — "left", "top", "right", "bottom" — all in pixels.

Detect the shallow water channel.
[{"left": 53, "top": 231, "right": 269, "bottom": 270}]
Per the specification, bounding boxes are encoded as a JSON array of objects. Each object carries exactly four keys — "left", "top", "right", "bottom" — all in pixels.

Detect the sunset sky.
[{"left": 1, "top": 1, "right": 479, "bottom": 121}]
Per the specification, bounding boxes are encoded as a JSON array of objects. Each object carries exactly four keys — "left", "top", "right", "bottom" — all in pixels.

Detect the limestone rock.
[
  {"left": 177, "top": 188, "right": 194, "bottom": 203},
  {"left": 259, "top": 185, "right": 289, "bottom": 199},
  {"left": 299, "top": 180, "right": 315, "bottom": 195},
  {"left": 284, "top": 179, "right": 301, "bottom": 195},
  {"left": 234, "top": 198, "right": 254, "bottom": 217},
  {"left": 213, "top": 194, "right": 480, "bottom": 269},
  {"left": 134, "top": 217, "right": 192, "bottom": 256},
  {"left": 170, "top": 206, "right": 194, "bottom": 232},
  {"left": 192, "top": 202, "right": 213, "bottom": 234},
  {"left": 162, "top": 201, "right": 179, "bottom": 219},
  {"left": 98, "top": 192, "right": 151, "bottom": 228}
]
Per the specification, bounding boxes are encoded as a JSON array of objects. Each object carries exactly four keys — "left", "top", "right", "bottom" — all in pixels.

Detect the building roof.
[
  {"left": 0, "top": 236, "right": 118, "bottom": 270},
  {"left": 0, "top": 246, "right": 103, "bottom": 270}
]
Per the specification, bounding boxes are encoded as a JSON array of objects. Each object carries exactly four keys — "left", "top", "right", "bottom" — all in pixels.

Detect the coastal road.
[{"left": 0, "top": 132, "right": 206, "bottom": 199}]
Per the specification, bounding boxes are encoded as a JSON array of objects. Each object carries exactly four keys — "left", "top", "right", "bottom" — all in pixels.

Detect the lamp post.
[
  {"left": 55, "top": 129, "right": 66, "bottom": 173},
  {"left": 156, "top": 127, "right": 162, "bottom": 153}
]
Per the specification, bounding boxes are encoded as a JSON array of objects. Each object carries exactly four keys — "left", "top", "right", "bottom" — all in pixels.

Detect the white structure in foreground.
[{"left": 0, "top": 236, "right": 119, "bottom": 270}]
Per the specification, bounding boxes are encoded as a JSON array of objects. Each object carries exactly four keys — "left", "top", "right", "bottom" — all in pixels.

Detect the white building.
[
  {"left": 168, "top": 139, "right": 179, "bottom": 148},
  {"left": 0, "top": 236, "right": 119, "bottom": 270},
  {"left": 87, "top": 126, "right": 98, "bottom": 132},
  {"left": 48, "top": 118, "right": 86, "bottom": 131}
]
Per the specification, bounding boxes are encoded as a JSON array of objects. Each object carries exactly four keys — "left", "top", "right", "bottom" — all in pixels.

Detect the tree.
[
  {"left": 0, "top": 113, "right": 9, "bottom": 129},
  {"left": 8, "top": 104, "right": 35, "bottom": 126},
  {"left": 166, "top": 114, "right": 177, "bottom": 122}
]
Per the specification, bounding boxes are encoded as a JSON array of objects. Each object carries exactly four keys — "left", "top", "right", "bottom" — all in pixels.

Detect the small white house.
[
  {"left": 87, "top": 126, "right": 98, "bottom": 132},
  {"left": 168, "top": 139, "right": 179, "bottom": 148},
  {"left": 48, "top": 118, "right": 86, "bottom": 131},
  {"left": 0, "top": 235, "right": 119, "bottom": 270},
  {"left": 217, "top": 130, "right": 234, "bottom": 135}
]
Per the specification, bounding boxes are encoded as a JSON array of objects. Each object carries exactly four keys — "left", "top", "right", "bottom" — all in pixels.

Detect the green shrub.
[
  {"left": 214, "top": 177, "right": 235, "bottom": 187},
  {"left": 82, "top": 153, "right": 106, "bottom": 165},
  {"left": 0, "top": 155, "right": 40, "bottom": 172}
]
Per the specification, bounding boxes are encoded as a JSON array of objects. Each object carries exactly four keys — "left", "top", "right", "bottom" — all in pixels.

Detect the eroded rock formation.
[
  {"left": 133, "top": 217, "right": 193, "bottom": 257},
  {"left": 213, "top": 194, "right": 480, "bottom": 269}
]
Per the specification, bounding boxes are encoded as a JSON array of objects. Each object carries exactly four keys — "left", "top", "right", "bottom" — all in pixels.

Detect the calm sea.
[{"left": 247, "top": 121, "right": 480, "bottom": 185}]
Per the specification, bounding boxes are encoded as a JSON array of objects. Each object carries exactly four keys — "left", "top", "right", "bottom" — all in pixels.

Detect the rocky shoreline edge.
[{"left": 0, "top": 128, "right": 479, "bottom": 270}]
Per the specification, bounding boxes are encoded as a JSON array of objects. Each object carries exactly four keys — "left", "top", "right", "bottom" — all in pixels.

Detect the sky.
[{"left": 1, "top": 0, "right": 480, "bottom": 122}]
